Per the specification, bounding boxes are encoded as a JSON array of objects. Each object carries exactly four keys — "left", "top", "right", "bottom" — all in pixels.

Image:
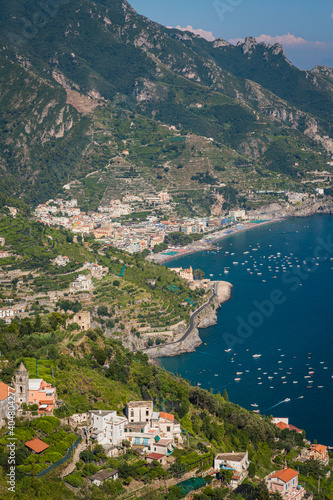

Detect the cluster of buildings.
[
  {"left": 0, "top": 362, "right": 57, "bottom": 425},
  {"left": 83, "top": 401, "right": 181, "bottom": 462},
  {"left": 33, "top": 195, "right": 253, "bottom": 254}
]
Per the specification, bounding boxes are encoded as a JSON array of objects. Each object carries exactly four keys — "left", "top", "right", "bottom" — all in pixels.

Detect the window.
[
  {"left": 141, "top": 429, "right": 143, "bottom": 433},
  {"left": 146, "top": 410, "right": 149, "bottom": 416},
  {"left": 31, "top": 393, "right": 34, "bottom": 397},
  {"left": 167, "top": 426, "right": 170, "bottom": 432},
  {"left": 20, "top": 386, "right": 23, "bottom": 393}
]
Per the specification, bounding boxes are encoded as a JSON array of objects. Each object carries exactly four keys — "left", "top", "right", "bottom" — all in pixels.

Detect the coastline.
[
  {"left": 149, "top": 218, "right": 282, "bottom": 265},
  {"left": 142, "top": 281, "right": 233, "bottom": 359}
]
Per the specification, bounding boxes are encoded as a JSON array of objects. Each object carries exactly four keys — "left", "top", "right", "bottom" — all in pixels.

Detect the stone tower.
[{"left": 13, "top": 362, "right": 29, "bottom": 406}]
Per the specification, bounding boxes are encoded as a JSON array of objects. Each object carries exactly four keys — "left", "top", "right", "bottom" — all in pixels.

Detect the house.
[
  {"left": 272, "top": 418, "right": 303, "bottom": 433},
  {"left": 169, "top": 267, "right": 194, "bottom": 282},
  {"left": 125, "top": 401, "right": 153, "bottom": 423},
  {"left": 90, "top": 469, "right": 118, "bottom": 486},
  {"left": 66, "top": 311, "right": 91, "bottom": 331},
  {"left": 145, "top": 453, "right": 166, "bottom": 465},
  {"left": 70, "top": 275, "right": 92, "bottom": 292},
  {"left": 124, "top": 422, "right": 158, "bottom": 453},
  {"left": 89, "top": 410, "right": 127, "bottom": 447},
  {"left": 150, "top": 411, "right": 182, "bottom": 442},
  {"left": 25, "top": 438, "right": 50, "bottom": 454},
  {"left": 266, "top": 468, "right": 306, "bottom": 500},
  {"left": 0, "top": 382, "right": 15, "bottom": 427},
  {"left": 214, "top": 451, "right": 249, "bottom": 489},
  {"left": 28, "top": 379, "right": 56, "bottom": 414},
  {"left": 53, "top": 255, "right": 70, "bottom": 266},
  {"left": 151, "top": 437, "right": 174, "bottom": 457},
  {"left": 309, "top": 444, "right": 329, "bottom": 465}
]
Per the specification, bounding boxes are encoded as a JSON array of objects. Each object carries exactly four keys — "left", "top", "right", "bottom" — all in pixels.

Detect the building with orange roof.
[
  {"left": 309, "top": 444, "right": 329, "bottom": 464},
  {"left": 25, "top": 437, "right": 49, "bottom": 454},
  {"left": 0, "top": 382, "right": 15, "bottom": 426},
  {"left": 276, "top": 421, "right": 288, "bottom": 430},
  {"left": 266, "top": 468, "right": 306, "bottom": 500}
]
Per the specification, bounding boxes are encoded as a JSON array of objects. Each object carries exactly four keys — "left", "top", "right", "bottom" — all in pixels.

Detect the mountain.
[{"left": 0, "top": 0, "right": 333, "bottom": 209}]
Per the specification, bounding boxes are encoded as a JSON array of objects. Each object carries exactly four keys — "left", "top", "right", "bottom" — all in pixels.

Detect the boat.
[
  {"left": 225, "top": 349, "right": 232, "bottom": 352},
  {"left": 253, "top": 409, "right": 260, "bottom": 413},
  {"left": 252, "top": 354, "right": 262, "bottom": 358},
  {"left": 214, "top": 374, "right": 219, "bottom": 376},
  {"left": 209, "top": 274, "right": 213, "bottom": 277},
  {"left": 232, "top": 262, "right": 239, "bottom": 265},
  {"left": 236, "top": 372, "right": 243, "bottom": 375},
  {"left": 234, "top": 378, "right": 241, "bottom": 381},
  {"left": 251, "top": 403, "right": 258, "bottom": 407},
  {"left": 197, "top": 383, "right": 201, "bottom": 386},
  {"left": 318, "top": 386, "right": 324, "bottom": 388},
  {"left": 284, "top": 398, "right": 291, "bottom": 402},
  {"left": 293, "top": 381, "right": 298, "bottom": 384}
]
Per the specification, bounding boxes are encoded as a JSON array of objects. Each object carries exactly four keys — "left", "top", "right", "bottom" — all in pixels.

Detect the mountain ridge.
[{"left": 0, "top": 0, "right": 333, "bottom": 209}]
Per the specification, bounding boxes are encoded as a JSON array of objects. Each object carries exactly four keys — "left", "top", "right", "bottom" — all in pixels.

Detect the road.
[{"left": 135, "top": 283, "right": 217, "bottom": 353}]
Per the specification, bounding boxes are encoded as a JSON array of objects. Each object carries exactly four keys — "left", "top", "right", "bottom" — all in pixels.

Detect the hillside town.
[{"left": 0, "top": 363, "right": 330, "bottom": 498}]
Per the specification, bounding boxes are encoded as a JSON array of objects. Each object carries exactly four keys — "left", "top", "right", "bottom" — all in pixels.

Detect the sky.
[{"left": 130, "top": 0, "right": 333, "bottom": 70}]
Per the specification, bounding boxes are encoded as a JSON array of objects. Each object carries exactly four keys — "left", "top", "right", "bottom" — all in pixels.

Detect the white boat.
[
  {"left": 232, "top": 262, "right": 239, "bottom": 265},
  {"left": 251, "top": 403, "right": 258, "bottom": 407},
  {"left": 236, "top": 372, "right": 243, "bottom": 375},
  {"left": 252, "top": 354, "right": 261, "bottom": 358},
  {"left": 234, "top": 378, "right": 241, "bottom": 381},
  {"left": 225, "top": 349, "right": 231, "bottom": 352},
  {"left": 284, "top": 398, "right": 290, "bottom": 402}
]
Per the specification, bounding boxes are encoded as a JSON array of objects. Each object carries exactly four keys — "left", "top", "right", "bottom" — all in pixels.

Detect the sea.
[{"left": 160, "top": 214, "right": 333, "bottom": 445}]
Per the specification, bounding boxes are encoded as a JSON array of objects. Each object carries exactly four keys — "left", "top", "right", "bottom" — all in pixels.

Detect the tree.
[
  {"left": 222, "top": 389, "right": 229, "bottom": 402},
  {"left": 219, "top": 468, "right": 233, "bottom": 484},
  {"left": 256, "top": 482, "right": 270, "bottom": 500},
  {"left": 248, "top": 462, "right": 256, "bottom": 478},
  {"left": 193, "top": 269, "right": 205, "bottom": 280},
  {"left": 97, "top": 305, "right": 108, "bottom": 316}
]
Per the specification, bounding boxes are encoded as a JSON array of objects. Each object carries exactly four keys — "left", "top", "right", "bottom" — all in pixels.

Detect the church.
[{"left": 12, "top": 362, "right": 56, "bottom": 415}]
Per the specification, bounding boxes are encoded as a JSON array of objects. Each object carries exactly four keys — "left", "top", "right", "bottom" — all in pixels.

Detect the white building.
[
  {"left": 125, "top": 401, "right": 153, "bottom": 423},
  {"left": 214, "top": 451, "right": 249, "bottom": 489},
  {"left": 70, "top": 274, "right": 92, "bottom": 292},
  {"left": 228, "top": 210, "right": 246, "bottom": 220},
  {"left": 90, "top": 410, "right": 127, "bottom": 446}
]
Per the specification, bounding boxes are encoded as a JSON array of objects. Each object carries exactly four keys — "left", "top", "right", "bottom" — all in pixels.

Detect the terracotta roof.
[
  {"left": 146, "top": 453, "right": 165, "bottom": 460},
  {"left": 270, "top": 468, "right": 298, "bottom": 483},
  {"left": 25, "top": 438, "right": 50, "bottom": 453},
  {"left": 0, "top": 382, "right": 15, "bottom": 401},
  {"left": 288, "top": 424, "right": 302, "bottom": 433},
  {"left": 160, "top": 411, "right": 174, "bottom": 421},
  {"left": 276, "top": 421, "right": 288, "bottom": 430},
  {"left": 311, "top": 444, "right": 327, "bottom": 454}
]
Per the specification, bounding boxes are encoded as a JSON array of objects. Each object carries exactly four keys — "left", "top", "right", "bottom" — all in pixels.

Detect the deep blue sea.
[{"left": 161, "top": 214, "right": 333, "bottom": 445}]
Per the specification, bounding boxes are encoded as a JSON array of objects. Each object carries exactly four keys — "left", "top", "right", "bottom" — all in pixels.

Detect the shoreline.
[
  {"left": 150, "top": 218, "right": 283, "bottom": 265},
  {"left": 142, "top": 281, "right": 233, "bottom": 359}
]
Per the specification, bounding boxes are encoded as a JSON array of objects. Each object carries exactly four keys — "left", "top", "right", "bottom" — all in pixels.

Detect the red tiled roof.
[
  {"left": 146, "top": 453, "right": 165, "bottom": 460},
  {"left": 0, "top": 382, "right": 14, "bottom": 401},
  {"left": 25, "top": 438, "right": 49, "bottom": 453},
  {"left": 276, "top": 421, "right": 288, "bottom": 430},
  {"left": 289, "top": 424, "right": 302, "bottom": 433},
  {"left": 311, "top": 444, "right": 327, "bottom": 454},
  {"left": 270, "top": 468, "right": 298, "bottom": 483},
  {"left": 160, "top": 412, "right": 174, "bottom": 421}
]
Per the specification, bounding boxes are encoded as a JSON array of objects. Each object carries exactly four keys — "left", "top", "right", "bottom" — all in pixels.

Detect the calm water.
[{"left": 161, "top": 215, "right": 333, "bottom": 444}]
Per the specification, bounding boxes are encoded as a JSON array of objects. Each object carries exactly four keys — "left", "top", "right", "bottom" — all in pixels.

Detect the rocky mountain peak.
[
  {"left": 239, "top": 36, "right": 258, "bottom": 55},
  {"left": 213, "top": 38, "right": 231, "bottom": 48}
]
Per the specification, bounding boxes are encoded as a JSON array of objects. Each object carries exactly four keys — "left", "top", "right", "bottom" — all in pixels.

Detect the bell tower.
[{"left": 13, "top": 362, "right": 29, "bottom": 406}]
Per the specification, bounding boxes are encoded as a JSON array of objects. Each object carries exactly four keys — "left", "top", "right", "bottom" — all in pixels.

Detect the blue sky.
[{"left": 130, "top": 0, "right": 333, "bottom": 69}]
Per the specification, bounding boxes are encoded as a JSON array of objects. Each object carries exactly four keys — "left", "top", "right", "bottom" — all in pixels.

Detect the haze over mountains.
[{"left": 1, "top": 0, "right": 333, "bottom": 208}]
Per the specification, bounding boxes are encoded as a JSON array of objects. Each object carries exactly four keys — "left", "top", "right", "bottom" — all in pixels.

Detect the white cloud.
[
  {"left": 331, "top": 13, "right": 333, "bottom": 19},
  {"left": 172, "top": 25, "right": 216, "bottom": 42},
  {"left": 229, "top": 33, "right": 333, "bottom": 49}
]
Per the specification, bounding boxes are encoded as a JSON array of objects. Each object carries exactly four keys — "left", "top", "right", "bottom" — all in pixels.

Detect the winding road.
[{"left": 134, "top": 283, "right": 218, "bottom": 353}]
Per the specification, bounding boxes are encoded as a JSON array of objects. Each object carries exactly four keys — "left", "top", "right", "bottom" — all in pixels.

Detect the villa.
[{"left": 265, "top": 468, "right": 306, "bottom": 500}]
